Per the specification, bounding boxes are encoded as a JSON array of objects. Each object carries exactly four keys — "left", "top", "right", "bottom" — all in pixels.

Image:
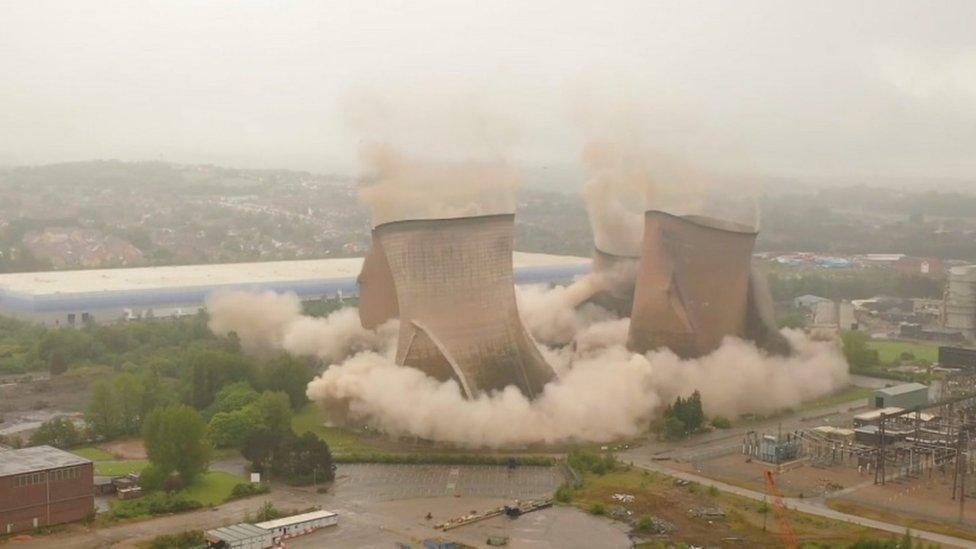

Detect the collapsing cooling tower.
[
  {"left": 627, "top": 211, "right": 789, "bottom": 358},
  {"left": 357, "top": 233, "right": 398, "bottom": 330},
  {"left": 581, "top": 249, "right": 639, "bottom": 317},
  {"left": 361, "top": 214, "right": 556, "bottom": 398}
]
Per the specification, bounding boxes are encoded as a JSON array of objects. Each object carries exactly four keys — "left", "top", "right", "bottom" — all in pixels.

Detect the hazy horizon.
[{"left": 2, "top": 1, "right": 975, "bottom": 187}]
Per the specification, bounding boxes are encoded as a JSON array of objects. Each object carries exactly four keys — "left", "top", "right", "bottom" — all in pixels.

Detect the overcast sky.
[{"left": 1, "top": 1, "right": 974, "bottom": 183}]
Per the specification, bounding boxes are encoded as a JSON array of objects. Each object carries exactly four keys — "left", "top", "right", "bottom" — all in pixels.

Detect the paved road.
[{"left": 626, "top": 456, "right": 973, "bottom": 549}]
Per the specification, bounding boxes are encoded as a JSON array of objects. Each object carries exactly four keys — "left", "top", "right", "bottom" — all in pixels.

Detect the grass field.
[
  {"left": 794, "top": 385, "right": 872, "bottom": 413},
  {"left": 828, "top": 499, "right": 976, "bottom": 543},
  {"left": 178, "top": 470, "right": 246, "bottom": 506},
  {"left": 867, "top": 340, "right": 939, "bottom": 364},
  {"left": 71, "top": 446, "right": 116, "bottom": 461},
  {"left": 292, "top": 403, "right": 376, "bottom": 455},
  {"left": 94, "top": 460, "right": 148, "bottom": 476}
]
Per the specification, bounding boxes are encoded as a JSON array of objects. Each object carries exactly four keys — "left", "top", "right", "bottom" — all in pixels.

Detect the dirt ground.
[
  {"left": 0, "top": 373, "right": 91, "bottom": 417},
  {"left": 836, "top": 472, "right": 976, "bottom": 528},
  {"left": 670, "top": 448, "right": 976, "bottom": 540},
  {"left": 569, "top": 467, "right": 883, "bottom": 548},
  {"left": 674, "top": 452, "right": 870, "bottom": 498},
  {"left": 97, "top": 438, "right": 147, "bottom": 460}
]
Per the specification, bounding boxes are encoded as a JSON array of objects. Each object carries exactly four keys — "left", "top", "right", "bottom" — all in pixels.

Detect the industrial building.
[
  {"left": 939, "top": 346, "right": 976, "bottom": 369},
  {"left": 0, "top": 446, "right": 93, "bottom": 534},
  {"left": 870, "top": 383, "right": 930, "bottom": 410},
  {"left": 627, "top": 211, "right": 788, "bottom": 358},
  {"left": 359, "top": 214, "right": 556, "bottom": 398},
  {"left": 205, "top": 510, "right": 337, "bottom": 548},
  {"left": 0, "top": 253, "right": 589, "bottom": 326},
  {"left": 945, "top": 265, "right": 976, "bottom": 341}
]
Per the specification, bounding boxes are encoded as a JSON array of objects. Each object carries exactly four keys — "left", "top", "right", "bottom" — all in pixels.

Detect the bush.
[
  {"left": 254, "top": 501, "right": 285, "bottom": 522},
  {"left": 636, "top": 516, "right": 654, "bottom": 532},
  {"left": 144, "top": 530, "right": 206, "bottom": 549},
  {"left": 589, "top": 503, "right": 606, "bottom": 516},
  {"left": 708, "top": 485, "right": 719, "bottom": 497},
  {"left": 710, "top": 416, "right": 731, "bottom": 429},
  {"left": 567, "top": 449, "right": 615, "bottom": 475},
  {"left": 108, "top": 492, "right": 201, "bottom": 520},
  {"left": 227, "top": 482, "right": 270, "bottom": 501},
  {"left": 554, "top": 484, "right": 573, "bottom": 504}
]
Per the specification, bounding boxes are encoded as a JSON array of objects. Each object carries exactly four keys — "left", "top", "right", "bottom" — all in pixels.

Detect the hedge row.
[{"left": 333, "top": 453, "right": 555, "bottom": 466}]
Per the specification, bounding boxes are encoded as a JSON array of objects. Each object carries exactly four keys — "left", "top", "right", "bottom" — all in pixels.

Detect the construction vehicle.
[{"left": 764, "top": 470, "right": 798, "bottom": 549}]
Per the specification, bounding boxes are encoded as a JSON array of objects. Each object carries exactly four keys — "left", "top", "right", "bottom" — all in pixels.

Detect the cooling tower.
[
  {"left": 628, "top": 211, "right": 788, "bottom": 357},
  {"left": 371, "top": 214, "right": 555, "bottom": 398},
  {"left": 357, "top": 232, "right": 399, "bottom": 330},
  {"left": 581, "top": 249, "right": 639, "bottom": 317}
]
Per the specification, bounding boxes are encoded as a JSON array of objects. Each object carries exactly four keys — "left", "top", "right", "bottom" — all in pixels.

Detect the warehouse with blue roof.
[{"left": 0, "top": 253, "right": 590, "bottom": 325}]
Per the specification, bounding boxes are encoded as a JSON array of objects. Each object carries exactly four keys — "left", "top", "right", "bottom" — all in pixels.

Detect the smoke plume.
[
  {"left": 207, "top": 291, "right": 396, "bottom": 363},
  {"left": 207, "top": 287, "right": 849, "bottom": 448}
]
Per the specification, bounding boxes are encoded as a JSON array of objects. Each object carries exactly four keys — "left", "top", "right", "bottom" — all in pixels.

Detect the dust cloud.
[
  {"left": 207, "top": 287, "right": 849, "bottom": 448},
  {"left": 206, "top": 291, "right": 396, "bottom": 363}
]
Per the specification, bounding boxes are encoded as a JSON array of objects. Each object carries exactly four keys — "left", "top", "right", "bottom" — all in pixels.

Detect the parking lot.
[{"left": 334, "top": 463, "right": 564, "bottom": 503}]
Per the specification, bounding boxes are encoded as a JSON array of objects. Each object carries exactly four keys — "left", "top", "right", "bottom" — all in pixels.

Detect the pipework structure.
[
  {"left": 627, "top": 211, "right": 789, "bottom": 358},
  {"left": 359, "top": 214, "right": 555, "bottom": 399}
]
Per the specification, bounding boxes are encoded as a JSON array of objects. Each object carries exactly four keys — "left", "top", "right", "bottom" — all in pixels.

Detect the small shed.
[
  {"left": 93, "top": 476, "right": 116, "bottom": 495},
  {"left": 205, "top": 523, "right": 273, "bottom": 549},
  {"left": 871, "top": 383, "right": 929, "bottom": 410}
]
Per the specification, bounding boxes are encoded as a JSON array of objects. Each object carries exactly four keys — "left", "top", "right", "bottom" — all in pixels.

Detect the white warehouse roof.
[
  {"left": 0, "top": 252, "right": 588, "bottom": 296},
  {"left": 254, "top": 509, "right": 338, "bottom": 530}
]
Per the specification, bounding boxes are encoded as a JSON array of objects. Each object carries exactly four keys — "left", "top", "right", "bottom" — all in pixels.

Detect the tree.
[
  {"left": 143, "top": 404, "right": 211, "bottom": 488},
  {"left": 206, "top": 381, "right": 259, "bottom": 418},
  {"left": 86, "top": 379, "right": 121, "bottom": 440},
  {"left": 30, "top": 417, "right": 81, "bottom": 448},
  {"left": 271, "top": 432, "right": 334, "bottom": 484},
  {"left": 183, "top": 350, "right": 254, "bottom": 409},
  {"left": 259, "top": 355, "right": 312, "bottom": 409},
  {"left": 208, "top": 407, "right": 260, "bottom": 448},
  {"left": 115, "top": 373, "right": 144, "bottom": 435},
  {"left": 250, "top": 391, "right": 293, "bottom": 434},
  {"left": 48, "top": 351, "right": 67, "bottom": 375},
  {"left": 663, "top": 415, "right": 686, "bottom": 441},
  {"left": 842, "top": 330, "right": 881, "bottom": 370},
  {"left": 242, "top": 429, "right": 283, "bottom": 474}
]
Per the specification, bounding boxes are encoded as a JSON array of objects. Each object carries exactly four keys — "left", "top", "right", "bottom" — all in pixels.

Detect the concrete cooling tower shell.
[
  {"left": 372, "top": 214, "right": 555, "bottom": 398},
  {"left": 628, "top": 211, "right": 783, "bottom": 358},
  {"left": 583, "top": 249, "right": 639, "bottom": 317},
  {"left": 357, "top": 233, "right": 399, "bottom": 330}
]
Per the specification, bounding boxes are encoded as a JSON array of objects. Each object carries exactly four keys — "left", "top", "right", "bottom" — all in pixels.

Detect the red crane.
[{"left": 764, "top": 470, "right": 798, "bottom": 549}]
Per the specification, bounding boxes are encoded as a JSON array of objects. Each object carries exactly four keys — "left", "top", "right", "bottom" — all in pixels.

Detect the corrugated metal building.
[{"left": 870, "top": 383, "right": 929, "bottom": 410}]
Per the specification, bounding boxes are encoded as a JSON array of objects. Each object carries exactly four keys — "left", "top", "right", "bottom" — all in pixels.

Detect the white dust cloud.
[
  {"left": 358, "top": 144, "right": 518, "bottom": 226},
  {"left": 573, "top": 89, "right": 761, "bottom": 256},
  {"left": 207, "top": 287, "right": 849, "bottom": 448},
  {"left": 206, "top": 291, "right": 396, "bottom": 363},
  {"left": 343, "top": 90, "right": 522, "bottom": 227}
]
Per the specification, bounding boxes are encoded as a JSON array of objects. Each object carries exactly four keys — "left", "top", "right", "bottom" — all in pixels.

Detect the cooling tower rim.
[
  {"left": 372, "top": 212, "right": 515, "bottom": 231},
  {"left": 645, "top": 210, "right": 758, "bottom": 235}
]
